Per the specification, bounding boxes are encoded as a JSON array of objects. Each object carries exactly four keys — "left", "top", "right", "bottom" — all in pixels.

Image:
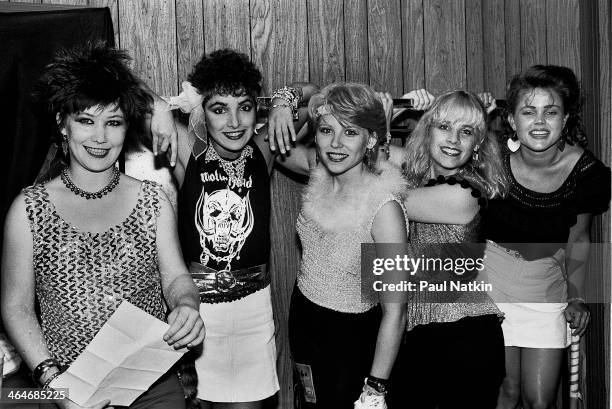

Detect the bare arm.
[
  {"left": 0, "top": 196, "right": 109, "bottom": 409},
  {"left": 273, "top": 143, "right": 316, "bottom": 176},
  {"left": 255, "top": 82, "right": 319, "bottom": 171},
  {"left": 404, "top": 183, "right": 480, "bottom": 225},
  {"left": 1, "top": 194, "right": 51, "bottom": 371},
  {"left": 156, "top": 188, "right": 205, "bottom": 349},
  {"left": 379, "top": 143, "right": 480, "bottom": 225},
  {"left": 368, "top": 201, "right": 408, "bottom": 380},
  {"left": 139, "top": 81, "right": 179, "bottom": 165},
  {"left": 170, "top": 121, "right": 194, "bottom": 188},
  {"left": 564, "top": 213, "right": 592, "bottom": 336}
]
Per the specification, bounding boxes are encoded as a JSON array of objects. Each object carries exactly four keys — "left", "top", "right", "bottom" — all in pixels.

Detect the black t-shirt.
[
  {"left": 483, "top": 150, "right": 611, "bottom": 260},
  {"left": 177, "top": 141, "right": 271, "bottom": 271}
]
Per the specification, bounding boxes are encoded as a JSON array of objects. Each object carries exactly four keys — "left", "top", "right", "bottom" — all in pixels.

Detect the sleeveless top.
[
  {"left": 297, "top": 163, "right": 408, "bottom": 313},
  {"left": 24, "top": 180, "right": 166, "bottom": 366},
  {"left": 405, "top": 176, "right": 502, "bottom": 331},
  {"left": 483, "top": 150, "right": 611, "bottom": 260},
  {"left": 177, "top": 141, "right": 271, "bottom": 303}
]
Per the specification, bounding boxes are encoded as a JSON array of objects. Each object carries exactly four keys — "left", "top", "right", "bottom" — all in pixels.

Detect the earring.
[
  {"left": 384, "top": 132, "right": 392, "bottom": 158},
  {"left": 61, "top": 135, "right": 69, "bottom": 157},
  {"left": 364, "top": 147, "right": 373, "bottom": 167},
  {"left": 472, "top": 145, "right": 480, "bottom": 163},
  {"left": 507, "top": 133, "right": 520, "bottom": 152},
  {"left": 557, "top": 132, "right": 566, "bottom": 152}
]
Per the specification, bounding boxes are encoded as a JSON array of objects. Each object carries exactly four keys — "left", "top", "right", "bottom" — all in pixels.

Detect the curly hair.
[
  {"left": 188, "top": 49, "right": 262, "bottom": 105},
  {"left": 403, "top": 90, "right": 509, "bottom": 199},
  {"left": 308, "top": 82, "right": 387, "bottom": 173},
  {"left": 505, "top": 64, "right": 587, "bottom": 148},
  {"left": 33, "top": 42, "right": 152, "bottom": 152}
]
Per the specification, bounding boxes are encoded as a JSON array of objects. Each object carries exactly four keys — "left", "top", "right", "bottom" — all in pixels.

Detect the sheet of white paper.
[{"left": 50, "top": 301, "right": 186, "bottom": 407}]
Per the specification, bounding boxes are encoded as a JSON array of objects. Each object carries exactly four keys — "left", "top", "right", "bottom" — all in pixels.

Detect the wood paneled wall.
[
  {"left": 8, "top": 0, "right": 585, "bottom": 98},
  {"left": 6, "top": 0, "right": 609, "bottom": 407}
]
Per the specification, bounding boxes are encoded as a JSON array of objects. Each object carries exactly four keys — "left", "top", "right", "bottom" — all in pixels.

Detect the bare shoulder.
[
  {"left": 372, "top": 199, "right": 407, "bottom": 242},
  {"left": 42, "top": 176, "right": 63, "bottom": 194},
  {"left": 120, "top": 173, "right": 145, "bottom": 189},
  {"left": 4, "top": 191, "right": 30, "bottom": 236}
]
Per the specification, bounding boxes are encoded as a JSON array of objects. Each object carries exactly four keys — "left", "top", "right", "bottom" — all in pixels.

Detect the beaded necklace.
[{"left": 60, "top": 167, "right": 120, "bottom": 200}]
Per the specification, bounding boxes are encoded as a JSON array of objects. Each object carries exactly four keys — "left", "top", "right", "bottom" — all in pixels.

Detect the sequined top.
[
  {"left": 405, "top": 176, "right": 501, "bottom": 331},
  {"left": 297, "top": 163, "right": 408, "bottom": 313},
  {"left": 483, "top": 150, "right": 611, "bottom": 260},
  {"left": 24, "top": 180, "right": 166, "bottom": 366}
]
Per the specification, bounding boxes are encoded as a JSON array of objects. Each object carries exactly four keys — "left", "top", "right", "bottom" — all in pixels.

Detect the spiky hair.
[{"left": 33, "top": 42, "right": 152, "bottom": 149}]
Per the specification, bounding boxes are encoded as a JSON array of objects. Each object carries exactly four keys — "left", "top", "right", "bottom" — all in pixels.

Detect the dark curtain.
[{"left": 0, "top": 3, "right": 114, "bottom": 328}]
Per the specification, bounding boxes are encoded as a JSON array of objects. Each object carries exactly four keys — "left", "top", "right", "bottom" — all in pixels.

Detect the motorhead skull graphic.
[{"left": 195, "top": 187, "right": 254, "bottom": 268}]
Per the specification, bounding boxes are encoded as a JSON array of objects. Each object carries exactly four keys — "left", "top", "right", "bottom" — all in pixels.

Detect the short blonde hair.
[{"left": 308, "top": 82, "right": 387, "bottom": 172}]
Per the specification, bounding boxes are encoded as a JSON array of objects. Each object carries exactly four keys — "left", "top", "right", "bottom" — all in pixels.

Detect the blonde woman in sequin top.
[
  {"left": 1, "top": 44, "right": 204, "bottom": 409},
  {"left": 273, "top": 82, "right": 415, "bottom": 409},
  {"left": 378, "top": 90, "right": 510, "bottom": 409}
]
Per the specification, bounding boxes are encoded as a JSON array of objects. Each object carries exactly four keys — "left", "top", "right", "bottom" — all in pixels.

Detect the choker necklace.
[
  {"left": 61, "top": 167, "right": 120, "bottom": 199},
  {"left": 205, "top": 145, "right": 253, "bottom": 192}
]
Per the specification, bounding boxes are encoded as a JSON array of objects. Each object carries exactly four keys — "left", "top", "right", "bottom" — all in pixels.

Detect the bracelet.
[
  {"left": 32, "top": 358, "right": 60, "bottom": 386},
  {"left": 272, "top": 86, "right": 300, "bottom": 108},
  {"left": 272, "top": 86, "right": 302, "bottom": 120},
  {"left": 271, "top": 103, "right": 292, "bottom": 111},
  {"left": 568, "top": 297, "right": 586, "bottom": 304},
  {"left": 41, "top": 370, "right": 62, "bottom": 390},
  {"left": 365, "top": 375, "right": 389, "bottom": 394},
  {"left": 270, "top": 102, "right": 298, "bottom": 120}
]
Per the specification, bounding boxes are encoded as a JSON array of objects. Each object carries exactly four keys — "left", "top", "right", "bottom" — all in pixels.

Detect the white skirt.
[
  {"left": 195, "top": 286, "right": 279, "bottom": 402},
  {"left": 483, "top": 241, "right": 571, "bottom": 348}
]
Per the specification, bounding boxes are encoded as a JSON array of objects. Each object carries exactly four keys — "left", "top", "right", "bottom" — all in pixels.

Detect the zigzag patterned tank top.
[{"left": 23, "top": 180, "right": 166, "bottom": 366}]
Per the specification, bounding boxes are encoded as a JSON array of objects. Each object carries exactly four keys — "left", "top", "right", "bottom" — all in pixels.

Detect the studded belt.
[{"left": 188, "top": 262, "right": 269, "bottom": 303}]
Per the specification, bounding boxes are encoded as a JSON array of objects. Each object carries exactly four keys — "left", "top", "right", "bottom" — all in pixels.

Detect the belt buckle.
[{"left": 215, "top": 269, "right": 237, "bottom": 292}]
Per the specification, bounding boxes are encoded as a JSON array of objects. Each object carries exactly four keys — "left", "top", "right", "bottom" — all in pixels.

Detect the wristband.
[
  {"left": 32, "top": 358, "right": 60, "bottom": 385},
  {"left": 42, "top": 370, "right": 62, "bottom": 390},
  {"left": 365, "top": 375, "right": 389, "bottom": 394},
  {"left": 568, "top": 297, "right": 586, "bottom": 304}
]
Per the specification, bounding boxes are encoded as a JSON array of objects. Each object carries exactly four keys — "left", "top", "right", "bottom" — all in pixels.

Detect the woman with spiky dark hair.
[
  {"left": 1, "top": 43, "right": 204, "bottom": 409},
  {"left": 34, "top": 44, "right": 152, "bottom": 173}
]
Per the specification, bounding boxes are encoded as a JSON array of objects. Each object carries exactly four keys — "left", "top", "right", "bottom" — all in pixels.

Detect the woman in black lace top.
[{"left": 482, "top": 65, "right": 611, "bottom": 409}]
